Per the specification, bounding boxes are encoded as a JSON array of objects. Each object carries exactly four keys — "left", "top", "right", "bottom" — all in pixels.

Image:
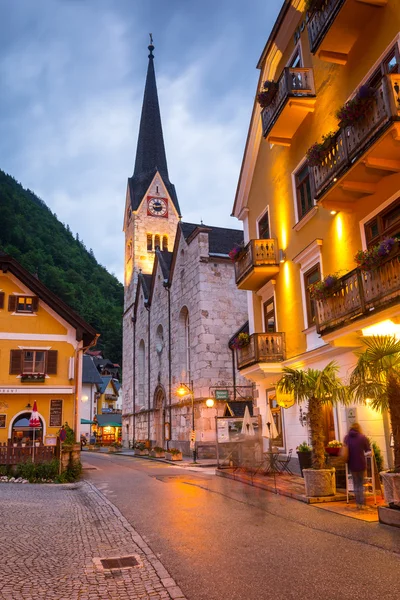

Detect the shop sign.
[
  {"left": 276, "top": 390, "right": 295, "bottom": 409},
  {"left": 215, "top": 390, "right": 229, "bottom": 400},
  {"left": 50, "top": 399, "right": 63, "bottom": 427}
]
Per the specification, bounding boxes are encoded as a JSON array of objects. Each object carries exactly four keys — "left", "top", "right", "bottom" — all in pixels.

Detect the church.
[{"left": 122, "top": 42, "right": 249, "bottom": 456}]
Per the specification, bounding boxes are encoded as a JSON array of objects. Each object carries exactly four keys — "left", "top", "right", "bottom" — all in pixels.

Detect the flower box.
[
  {"left": 135, "top": 449, "right": 149, "bottom": 456},
  {"left": 231, "top": 333, "right": 250, "bottom": 350},
  {"left": 165, "top": 451, "right": 183, "bottom": 461},
  {"left": 355, "top": 238, "right": 399, "bottom": 271},
  {"left": 325, "top": 447, "right": 341, "bottom": 456},
  {"left": 20, "top": 373, "right": 45, "bottom": 383},
  {"left": 336, "top": 85, "right": 376, "bottom": 129},
  {"left": 257, "top": 81, "right": 278, "bottom": 108},
  {"left": 150, "top": 449, "right": 165, "bottom": 458},
  {"left": 309, "top": 274, "right": 340, "bottom": 300}
]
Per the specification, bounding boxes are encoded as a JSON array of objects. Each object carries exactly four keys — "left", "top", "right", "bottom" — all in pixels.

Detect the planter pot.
[
  {"left": 13, "top": 443, "right": 17, "bottom": 448},
  {"left": 380, "top": 472, "right": 400, "bottom": 508},
  {"left": 378, "top": 505, "right": 400, "bottom": 528},
  {"left": 297, "top": 451, "right": 312, "bottom": 477},
  {"left": 108, "top": 447, "right": 118, "bottom": 453},
  {"left": 165, "top": 452, "right": 182, "bottom": 461},
  {"left": 151, "top": 451, "right": 165, "bottom": 458},
  {"left": 135, "top": 450, "right": 149, "bottom": 456},
  {"left": 325, "top": 447, "right": 341, "bottom": 456},
  {"left": 303, "top": 468, "right": 336, "bottom": 497}
]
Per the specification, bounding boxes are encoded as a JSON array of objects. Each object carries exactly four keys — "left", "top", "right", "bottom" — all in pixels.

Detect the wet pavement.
[{"left": 82, "top": 452, "right": 400, "bottom": 600}]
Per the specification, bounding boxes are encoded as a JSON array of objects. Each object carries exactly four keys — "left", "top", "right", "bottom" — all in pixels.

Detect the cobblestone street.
[{"left": 0, "top": 481, "right": 186, "bottom": 600}]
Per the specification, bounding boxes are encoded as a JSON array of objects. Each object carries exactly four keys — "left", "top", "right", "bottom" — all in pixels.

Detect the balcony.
[
  {"left": 310, "top": 74, "right": 400, "bottom": 211},
  {"left": 307, "top": 0, "right": 388, "bottom": 64},
  {"left": 234, "top": 239, "right": 280, "bottom": 291},
  {"left": 261, "top": 68, "right": 316, "bottom": 146},
  {"left": 236, "top": 333, "right": 286, "bottom": 370},
  {"left": 315, "top": 246, "right": 400, "bottom": 334}
]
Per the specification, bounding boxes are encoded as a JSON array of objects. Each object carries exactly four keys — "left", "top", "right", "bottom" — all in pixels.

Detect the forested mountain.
[{"left": 0, "top": 169, "right": 123, "bottom": 364}]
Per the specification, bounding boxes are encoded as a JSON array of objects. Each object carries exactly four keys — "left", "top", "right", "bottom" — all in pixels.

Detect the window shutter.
[
  {"left": 0, "top": 292, "right": 4, "bottom": 309},
  {"left": 10, "top": 350, "right": 22, "bottom": 375},
  {"left": 47, "top": 350, "right": 58, "bottom": 375},
  {"left": 32, "top": 296, "right": 39, "bottom": 312},
  {"left": 8, "top": 295, "right": 17, "bottom": 312}
]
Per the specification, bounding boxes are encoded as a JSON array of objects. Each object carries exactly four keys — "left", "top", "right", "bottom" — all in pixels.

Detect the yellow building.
[
  {"left": 232, "top": 0, "right": 400, "bottom": 467},
  {"left": 0, "top": 252, "right": 98, "bottom": 445}
]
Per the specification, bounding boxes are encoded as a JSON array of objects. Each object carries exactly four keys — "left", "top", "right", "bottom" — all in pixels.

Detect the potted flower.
[
  {"left": 306, "top": 132, "right": 337, "bottom": 167},
  {"left": 277, "top": 363, "right": 348, "bottom": 496},
  {"left": 304, "top": 0, "right": 326, "bottom": 12},
  {"left": 229, "top": 244, "right": 245, "bottom": 261},
  {"left": 151, "top": 446, "right": 166, "bottom": 458},
  {"left": 257, "top": 80, "right": 279, "bottom": 108},
  {"left": 231, "top": 332, "right": 251, "bottom": 350},
  {"left": 165, "top": 448, "right": 183, "bottom": 461},
  {"left": 355, "top": 237, "right": 399, "bottom": 270},
  {"left": 108, "top": 442, "right": 122, "bottom": 453},
  {"left": 134, "top": 442, "right": 149, "bottom": 456},
  {"left": 296, "top": 441, "right": 312, "bottom": 477},
  {"left": 309, "top": 274, "right": 340, "bottom": 300},
  {"left": 325, "top": 440, "right": 343, "bottom": 456},
  {"left": 336, "top": 85, "right": 376, "bottom": 129}
]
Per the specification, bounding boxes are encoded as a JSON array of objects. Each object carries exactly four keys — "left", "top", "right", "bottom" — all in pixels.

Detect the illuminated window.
[
  {"left": 147, "top": 234, "right": 153, "bottom": 252},
  {"left": 263, "top": 297, "right": 276, "bottom": 333},
  {"left": 365, "top": 198, "right": 400, "bottom": 248},
  {"left": 162, "top": 235, "right": 168, "bottom": 251},
  {"left": 304, "top": 264, "right": 321, "bottom": 328},
  {"left": 154, "top": 235, "right": 160, "bottom": 249},
  {"left": 295, "top": 165, "right": 314, "bottom": 220}
]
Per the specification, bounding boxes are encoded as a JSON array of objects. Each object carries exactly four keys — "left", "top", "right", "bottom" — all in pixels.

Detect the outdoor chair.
[{"left": 276, "top": 449, "right": 293, "bottom": 474}]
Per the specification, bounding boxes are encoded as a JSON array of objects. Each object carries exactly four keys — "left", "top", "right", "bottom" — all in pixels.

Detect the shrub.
[
  {"left": 56, "top": 460, "right": 82, "bottom": 483},
  {"left": 16, "top": 459, "right": 59, "bottom": 482},
  {"left": 168, "top": 448, "right": 182, "bottom": 456},
  {"left": 297, "top": 441, "right": 312, "bottom": 452},
  {"left": 153, "top": 446, "right": 164, "bottom": 453}
]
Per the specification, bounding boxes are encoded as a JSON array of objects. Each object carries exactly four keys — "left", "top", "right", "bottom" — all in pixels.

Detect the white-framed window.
[
  {"left": 257, "top": 207, "right": 271, "bottom": 239},
  {"left": 292, "top": 239, "right": 323, "bottom": 333}
]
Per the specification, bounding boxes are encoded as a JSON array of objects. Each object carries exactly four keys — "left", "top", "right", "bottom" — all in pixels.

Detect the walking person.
[{"left": 344, "top": 423, "right": 371, "bottom": 509}]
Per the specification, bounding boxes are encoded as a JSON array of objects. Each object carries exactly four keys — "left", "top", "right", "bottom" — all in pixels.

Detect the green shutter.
[
  {"left": 47, "top": 350, "right": 58, "bottom": 375},
  {"left": 10, "top": 350, "right": 22, "bottom": 375}
]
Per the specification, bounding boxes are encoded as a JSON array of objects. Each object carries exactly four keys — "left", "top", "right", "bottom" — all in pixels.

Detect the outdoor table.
[{"left": 256, "top": 451, "right": 281, "bottom": 475}]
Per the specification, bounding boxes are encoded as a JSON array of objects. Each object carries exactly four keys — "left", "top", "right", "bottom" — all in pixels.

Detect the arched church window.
[
  {"left": 154, "top": 235, "right": 160, "bottom": 250},
  {"left": 126, "top": 239, "right": 133, "bottom": 262},
  {"left": 156, "top": 325, "right": 164, "bottom": 355},
  {"left": 178, "top": 307, "right": 190, "bottom": 382},
  {"left": 162, "top": 235, "right": 168, "bottom": 251},
  {"left": 138, "top": 340, "right": 146, "bottom": 407},
  {"left": 147, "top": 234, "right": 153, "bottom": 252}
]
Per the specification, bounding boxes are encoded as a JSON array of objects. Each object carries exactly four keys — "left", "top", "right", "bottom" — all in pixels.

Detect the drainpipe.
[
  {"left": 145, "top": 303, "right": 151, "bottom": 442},
  {"left": 132, "top": 314, "right": 136, "bottom": 448},
  {"left": 163, "top": 281, "right": 172, "bottom": 449},
  {"left": 231, "top": 347, "right": 237, "bottom": 400}
]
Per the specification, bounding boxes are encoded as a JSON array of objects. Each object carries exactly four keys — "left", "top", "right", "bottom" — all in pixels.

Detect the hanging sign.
[
  {"left": 276, "top": 390, "right": 295, "bottom": 409},
  {"left": 215, "top": 390, "right": 230, "bottom": 400}
]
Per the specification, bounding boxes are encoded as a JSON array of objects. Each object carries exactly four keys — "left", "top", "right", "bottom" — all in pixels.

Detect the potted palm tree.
[
  {"left": 350, "top": 336, "right": 400, "bottom": 518},
  {"left": 277, "top": 362, "right": 348, "bottom": 497}
]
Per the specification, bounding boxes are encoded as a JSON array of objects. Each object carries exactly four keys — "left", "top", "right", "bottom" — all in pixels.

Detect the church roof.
[
  {"left": 156, "top": 249, "right": 173, "bottom": 281},
  {"left": 179, "top": 222, "right": 244, "bottom": 255},
  {"left": 128, "top": 43, "right": 181, "bottom": 216}
]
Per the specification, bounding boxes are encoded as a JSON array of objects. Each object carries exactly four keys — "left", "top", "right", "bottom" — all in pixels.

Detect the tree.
[
  {"left": 350, "top": 335, "right": 400, "bottom": 472},
  {"left": 277, "top": 362, "right": 348, "bottom": 469}
]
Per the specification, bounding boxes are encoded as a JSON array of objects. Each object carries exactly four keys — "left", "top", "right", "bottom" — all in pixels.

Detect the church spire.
[{"left": 129, "top": 38, "right": 181, "bottom": 216}]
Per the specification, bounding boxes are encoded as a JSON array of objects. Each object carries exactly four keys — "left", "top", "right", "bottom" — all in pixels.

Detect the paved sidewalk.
[{"left": 0, "top": 481, "right": 187, "bottom": 600}]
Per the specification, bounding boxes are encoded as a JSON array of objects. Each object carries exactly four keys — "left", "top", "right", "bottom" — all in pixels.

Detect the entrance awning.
[
  {"left": 95, "top": 414, "right": 122, "bottom": 427},
  {"left": 81, "top": 418, "right": 96, "bottom": 425}
]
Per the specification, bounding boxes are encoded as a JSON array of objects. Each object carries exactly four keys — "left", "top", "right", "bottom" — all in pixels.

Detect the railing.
[
  {"left": 311, "top": 75, "right": 399, "bottom": 198},
  {"left": 237, "top": 333, "right": 286, "bottom": 369},
  {"left": 234, "top": 239, "right": 278, "bottom": 284},
  {"left": 0, "top": 443, "right": 56, "bottom": 465},
  {"left": 261, "top": 67, "right": 316, "bottom": 138},
  {"left": 307, "top": 0, "right": 345, "bottom": 54},
  {"left": 315, "top": 247, "right": 400, "bottom": 333}
]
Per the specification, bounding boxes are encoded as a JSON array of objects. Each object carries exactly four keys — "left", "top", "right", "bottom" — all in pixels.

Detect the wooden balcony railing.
[
  {"left": 234, "top": 239, "right": 278, "bottom": 286},
  {"left": 307, "top": 0, "right": 345, "bottom": 54},
  {"left": 315, "top": 247, "right": 400, "bottom": 334},
  {"left": 237, "top": 333, "right": 286, "bottom": 370},
  {"left": 261, "top": 67, "right": 316, "bottom": 139},
  {"left": 311, "top": 74, "right": 400, "bottom": 199}
]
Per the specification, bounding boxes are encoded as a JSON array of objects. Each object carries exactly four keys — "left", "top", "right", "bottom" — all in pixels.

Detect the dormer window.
[{"left": 9, "top": 295, "right": 39, "bottom": 314}]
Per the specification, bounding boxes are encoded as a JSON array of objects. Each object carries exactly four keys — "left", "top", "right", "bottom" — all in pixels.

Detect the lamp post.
[{"left": 177, "top": 381, "right": 197, "bottom": 464}]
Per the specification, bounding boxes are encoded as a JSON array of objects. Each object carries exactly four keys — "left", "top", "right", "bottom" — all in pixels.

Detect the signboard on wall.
[
  {"left": 49, "top": 399, "right": 63, "bottom": 428},
  {"left": 215, "top": 390, "right": 230, "bottom": 400},
  {"left": 45, "top": 434, "right": 57, "bottom": 447},
  {"left": 347, "top": 407, "right": 357, "bottom": 428},
  {"left": 276, "top": 390, "right": 295, "bottom": 409}
]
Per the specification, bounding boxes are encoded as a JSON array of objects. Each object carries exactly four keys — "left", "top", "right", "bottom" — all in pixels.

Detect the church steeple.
[{"left": 128, "top": 39, "right": 181, "bottom": 216}]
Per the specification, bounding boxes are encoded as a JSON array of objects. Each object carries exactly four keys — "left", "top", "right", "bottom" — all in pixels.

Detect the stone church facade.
[{"left": 122, "top": 43, "right": 249, "bottom": 455}]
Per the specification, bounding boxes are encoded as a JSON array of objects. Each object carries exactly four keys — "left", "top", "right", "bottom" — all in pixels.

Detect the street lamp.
[
  {"left": 205, "top": 398, "right": 215, "bottom": 408},
  {"left": 176, "top": 381, "right": 197, "bottom": 464}
]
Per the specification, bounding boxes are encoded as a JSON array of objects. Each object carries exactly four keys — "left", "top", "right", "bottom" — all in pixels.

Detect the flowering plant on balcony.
[
  {"left": 336, "top": 85, "right": 376, "bottom": 129},
  {"left": 355, "top": 237, "right": 399, "bottom": 270},
  {"left": 304, "top": 0, "right": 326, "bottom": 12},
  {"left": 20, "top": 373, "right": 45, "bottom": 383},
  {"left": 231, "top": 333, "right": 250, "bottom": 350},
  {"left": 257, "top": 80, "right": 279, "bottom": 108},
  {"left": 309, "top": 274, "right": 340, "bottom": 300},
  {"left": 228, "top": 244, "right": 245, "bottom": 261},
  {"left": 306, "top": 131, "right": 337, "bottom": 167}
]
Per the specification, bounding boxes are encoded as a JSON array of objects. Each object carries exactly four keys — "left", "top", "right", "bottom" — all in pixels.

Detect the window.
[
  {"left": 289, "top": 48, "right": 302, "bottom": 68},
  {"left": 263, "top": 297, "right": 276, "bottom": 333},
  {"left": 365, "top": 198, "right": 400, "bottom": 248},
  {"left": 162, "top": 235, "right": 168, "bottom": 251},
  {"left": 258, "top": 210, "right": 270, "bottom": 239},
  {"left": 9, "top": 349, "right": 58, "bottom": 375},
  {"left": 368, "top": 45, "right": 400, "bottom": 88},
  {"left": 8, "top": 295, "right": 39, "bottom": 313},
  {"left": 147, "top": 234, "right": 153, "bottom": 252},
  {"left": 154, "top": 235, "right": 160, "bottom": 250},
  {"left": 295, "top": 164, "right": 314, "bottom": 220},
  {"left": 304, "top": 264, "right": 321, "bottom": 328}
]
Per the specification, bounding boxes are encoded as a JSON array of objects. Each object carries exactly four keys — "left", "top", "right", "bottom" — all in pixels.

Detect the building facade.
[
  {"left": 0, "top": 252, "right": 97, "bottom": 445},
  {"left": 122, "top": 44, "right": 250, "bottom": 454},
  {"left": 232, "top": 0, "right": 400, "bottom": 467}
]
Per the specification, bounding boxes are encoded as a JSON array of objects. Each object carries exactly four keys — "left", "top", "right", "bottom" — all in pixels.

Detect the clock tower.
[{"left": 123, "top": 41, "right": 181, "bottom": 311}]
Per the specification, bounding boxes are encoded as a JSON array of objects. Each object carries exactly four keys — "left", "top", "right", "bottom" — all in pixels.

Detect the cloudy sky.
[{"left": 0, "top": 0, "right": 282, "bottom": 280}]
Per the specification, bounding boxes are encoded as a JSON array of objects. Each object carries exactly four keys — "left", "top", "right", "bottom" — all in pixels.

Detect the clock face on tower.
[{"left": 147, "top": 196, "right": 168, "bottom": 217}]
